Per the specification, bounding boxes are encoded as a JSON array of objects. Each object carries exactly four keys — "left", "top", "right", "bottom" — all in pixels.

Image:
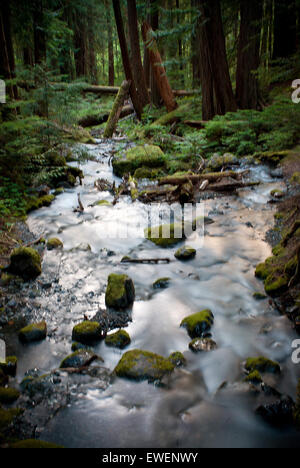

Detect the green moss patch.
[
  {"left": 113, "top": 145, "right": 166, "bottom": 177},
  {"left": 114, "top": 349, "right": 175, "bottom": 383},
  {"left": 72, "top": 321, "right": 103, "bottom": 345},
  {"left": 153, "top": 278, "right": 171, "bottom": 290},
  {"left": 0, "top": 387, "right": 20, "bottom": 404},
  {"left": 47, "top": 238, "right": 63, "bottom": 251},
  {"left": 105, "top": 274, "right": 135, "bottom": 310},
  {"left": 19, "top": 322, "right": 47, "bottom": 343},
  {"left": 0, "top": 356, "right": 17, "bottom": 377},
  {"left": 8, "top": 247, "right": 42, "bottom": 280},
  {"left": 105, "top": 330, "right": 131, "bottom": 350},
  {"left": 181, "top": 310, "right": 214, "bottom": 339},
  {"left": 168, "top": 352, "right": 186, "bottom": 368},
  {"left": 145, "top": 223, "right": 185, "bottom": 248},
  {"left": 245, "top": 357, "right": 281, "bottom": 375},
  {"left": 175, "top": 246, "right": 196, "bottom": 261},
  {"left": 60, "top": 349, "right": 100, "bottom": 369},
  {"left": 244, "top": 371, "right": 263, "bottom": 384}
]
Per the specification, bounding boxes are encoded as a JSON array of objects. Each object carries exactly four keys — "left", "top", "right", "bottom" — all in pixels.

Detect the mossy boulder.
[
  {"left": 7, "top": 247, "right": 42, "bottom": 281},
  {"left": 26, "top": 195, "right": 55, "bottom": 213},
  {"left": 71, "top": 342, "right": 91, "bottom": 352},
  {"left": 105, "top": 330, "right": 131, "bottom": 349},
  {"left": 264, "top": 271, "right": 289, "bottom": 297},
  {"left": 189, "top": 338, "right": 217, "bottom": 353},
  {"left": 0, "top": 370, "right": 8, "bottom": 387},
  {"left": 114, "top": 350, "right": 175, "bottom": 383},
  {"left": 290, "top": 172, "right": 300, "bottom": 185},
  {"left": 168, "top": 352, "right": 186, "bottom": 368},
  {"left": 253, "top": 292, "right": 267, "bottom": 301},
  {"left": 244, "top": 371, "right": 263, "bottom": 385},
  {"left": 145, "top": 223, "right": 185, "bottom": 248},
  {"left": 47, "top": 238, "right": 63, "bottom": 251},
  {"left": 112, "top": 145, "right": 166, "bottom": 177},
  {"left": 181, "top": 310, "right": 214, "bottom": 339},
  {"left": 245, "top": 357, "right": 281, "bottom": 375},
  {"left": 153, "top": 278, "right": 171, "bottom": 290},
  {"left": 60, "top": 349, "right": 100, "bottom": 369},
  {"left": 134, "top": 167, "right": 164, "bottom": 180},
  {"left": 10, "top": 439, "right": 64, "bottom": 449},
  {"left": 0, "top": 387, "right": 20, "bottom": 404},
  {"left": 175, "top": 246, "right": 196, "bottom": 261},
  {"left": 19, "top": 322, "right": 47, "bottom": 343},
  {"left": 0, "top": 356, "right": 17, "bottom": 377},
  {"left": 105, "top": 274, "right": 135, "bottom": 310},
  {"left": 72, "top": 321, "right": 103, "bottom": 345}
]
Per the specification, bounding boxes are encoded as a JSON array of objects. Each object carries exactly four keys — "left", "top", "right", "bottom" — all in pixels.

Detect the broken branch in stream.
[{"left": 121, "top": 257, "right": 171, "bottom": 264}]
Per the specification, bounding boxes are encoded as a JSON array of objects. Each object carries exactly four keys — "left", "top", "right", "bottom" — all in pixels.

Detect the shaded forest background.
[{"left": 0, "top": 0, "right": 300, "bottom": 221}]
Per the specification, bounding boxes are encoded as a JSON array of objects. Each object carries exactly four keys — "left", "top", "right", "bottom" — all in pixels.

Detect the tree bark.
[
  {"left": 104, "top": 80, "right": 131, "bottom": 138},
  {"left": 142, "top": 22, "right": 177, "bottom": 113},
  {"left": 33, "top": 0, "right": 46, "bottom": 65},
  {"left": 0, "top": 2, "right": 18, "bottom": 100},
  {"left": 236, "top": 0, "right": 263, "bottom": 110},
  {"left": 112, "top": 0, "right": 142, "bottom": 120},
  {"left": 149, "top": 0, "right": 161, "bottom": 106},
  {"left": 107, "top": 4, "right": 115, "bottom": 86},
  {"left": 195, "top": 0, "right": 237, "bottom": 120},
  {"left": 191, "top": 0, "right": 201, "bottom": 88},
  {"left": 127, "top": 0, "right": 150, "bottom": 108}
]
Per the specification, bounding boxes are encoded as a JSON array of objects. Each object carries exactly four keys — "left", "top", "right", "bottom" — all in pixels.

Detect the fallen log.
[
  {"left": 104, "top": 80, "right": 132, "bottom": 138},
  {"left": 184, "top": 120, "right": 207, "bottom": 129},
  {"left": 158, "top": 171, "right": 244, "bottom": 186},
  {"left": 121, "top": 257, "right": 170, "bottom": 264},
  {"left": 78, "top": 106, "right": 134, "bottom": 128},
  {"left": 208, "top": 178, "right": 260, "bottom": 192}
]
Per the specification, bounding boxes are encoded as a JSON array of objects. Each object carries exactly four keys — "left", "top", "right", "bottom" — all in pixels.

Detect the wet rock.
[
  {"left": 7, "top": 247, "right": 42, "bottom": 281},
  {"left": 145, "top": 223, "right": 184, "bottom": 248},
  {"left": 72, "top": 321, "right": 103, "bottom": 345},
  {"left": 71, "top": 342, "right": 91, "bottom": 352},
  {"left": 153, "top": 278, "right": 171, "bottom": 290},
  {"left": 270, "top": 168, "right": 283, "bottom": 179},
  {"left": 20, "top": 373, "right": 56, "bottom": 396},
  {"left": 0, "top": 387, "right": 20, "bottom": 404},
  {"left": 189, "top": 337, "right": 217, "bottom": 353},
  {"left": 175, "top": 246, "right": 196, "bottom": 261},
  {"left": 47, "top": 238, "right": 63, "bottom": 251},
  {"left": 253, "top": 292, "right": 267, "bottom": 301},
  {"left": 0, "top": 407, "right": 23, "bottom": 432},
  {"left": 105, "top": 330, "right": 131, "bottom": 349},
  {"left": 60, "top": 349, "right": 101, "bottom": 369},
  {"left": 245, "top": 356, "right": 281, "bottom": 375},
  {"left": 114, "top": 350, "right": 175, "bottom": 383},
  {"left": 168, "top": 352, "right": 187, "bottom": 368},
  {"left": 0, "top": 356, "right": 17, "bottom": 377},
  {"left": 256, "top": 396, "right": 295, "bottom": 426},
  {"left": 270, "top": 189, "right": 285, "bottom": 199},
  {"left": 181, "top": 310, "right": 214, "bottom": 339},
  {"left": 19, "top": 322, "right": 47, "bottom": 344},
  {"left": 105, "top": 274, "right": 135, "bottom": 310},
  {"left": 10, "top": 439, "right": 64, "bottom": 449}
]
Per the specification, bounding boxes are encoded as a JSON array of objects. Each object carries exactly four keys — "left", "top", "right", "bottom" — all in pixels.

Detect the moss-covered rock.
[
  {"left": 72, "top": 321, "right": 103, "bottom": 345},
  {"left": 153, "top": 278, "right": 171, "bottom": 290},
  {"left": 264, "top": 271, "right": 289, "bottom": 297},
  {"left": 245, "top": 357, "right": 281, "bottom": 375},
  {"left": 105, "top": 274, "right": 135, "bottom": 310},
  {"left": 244, "top": 371, "right": 263, "bottom": 385},
  {"left": 0, "top": 370, "right": 8, "bottom": 387},
  {"left": 19, "top": 322, "right": 47, "bottom": 343},
  {"left": 175, "top": 246, "right": 196, "bottom": 261},
  {"left": 0, "top": 387, "right": 20, "bottom": 404},
  {"left": 168, "top": 352, "right": 186, "bottom": 368},
  {"left": 7, "top": 247, "right": 42, "bottom": 281},
  {"left": 189, "top": 338, "right": 217, "bottom": 353},
  {"left": 105, "top": 330, "right": 131, "bottom": 349},
  {"left": 134, "top": 167, "right": 164, "bottom": 180},
  {"left": 290, "top": 172, "right": 300, "bottom": 185},
  {"left": 145, "top": 223, "right": 185, "bottom": 248},
  {"left": 47, "top": 238, "right": 63, "bottom": 251},
  {"left": 181, "top": 310, "right": 214, "bottom": 339},
  {"left": 253, "top": 292, "right": 267, "bottom": 301},
  {"left": 60, "top": 349, "right": 100, "bottom": 369},
  {"left": 92, "top": 200, "right": 112, "bottom": 207},
  {"left": 113, "top": 145, "right": 166, "bottom": 177},
  {"left": 114, "top": 350, "right": 175, "bottom": 383},
  {"left": 10, "top": 439, "right": 64, "bottom": 449},
  {"left": 0, "top": 406, "right": 23, "bottom": 431},
  {"left": 71, "top": 342, "right": 91, "bottom": 352},
  {"left": 26, "top": 195, "right": 56, "bottom": 213},
  {"left": 0, "top": 356, "right": 17, "bottom": 377}
]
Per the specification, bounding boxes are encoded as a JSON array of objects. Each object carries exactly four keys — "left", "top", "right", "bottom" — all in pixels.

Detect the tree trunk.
[
  {"left": 112, "top": 0, "right": 142, "bottom": 119},
  {"left": 127, "top": 0, "right": 150, "bottom": 108},
  {"left": 0, "top": 2, "right": 18, "bottom": 100},
  {"left": 142, "top": 22, "right": 177, "bottom": 113},
  {"left": 74, "top": 12, "right": 88, "bottom": 78},
  {"left": 191, "top": 0, "right": 201, "bottom": 88},
  {"left": 33, "top": 0, "right": 46, "bottom": 65},
  {"left": 196, "top": 0, "right": 237, "bottom": 120},
  {"left": 104, "top": 80, "right": 132, "bottom": 138},
  {"left": 107, "top": 4, "right": 115, "bottom": 86},
  {"left": 236, "top": 0, "right": 263, "bottom": 110},
  {"left": 273, "top": 0, "right": 297, "bottom": 59},
  {"left": 149, "top": 0, "right": 161, "bottom": 106}
]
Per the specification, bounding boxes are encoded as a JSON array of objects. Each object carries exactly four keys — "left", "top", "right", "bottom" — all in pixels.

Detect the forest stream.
[{"left": 2, "top": 138, "right": 300, "bottom": 448}]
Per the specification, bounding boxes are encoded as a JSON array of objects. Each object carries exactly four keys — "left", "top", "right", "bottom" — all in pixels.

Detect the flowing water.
[{"left": 5, "top": 139, "right": 300, "bottom": 448}]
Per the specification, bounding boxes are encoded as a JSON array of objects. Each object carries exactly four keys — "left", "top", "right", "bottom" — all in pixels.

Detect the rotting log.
[
  {"left": 141, "top": 21, "right": 177, "bottom": 113},
  {"left": 78, "top": 105, "right": 134, "bottom": 128},
  {"left": 121, "top": 258, "right": 170, "bottom": 264},
  {"left": 158, "top": 171, "right": 244, "bottom": 186},
  {"left": 104, "top": 80, "right": 131, "bottom": 138},
  {"left": 183, "top": 120, "right": 207, "bottom": 129}
]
